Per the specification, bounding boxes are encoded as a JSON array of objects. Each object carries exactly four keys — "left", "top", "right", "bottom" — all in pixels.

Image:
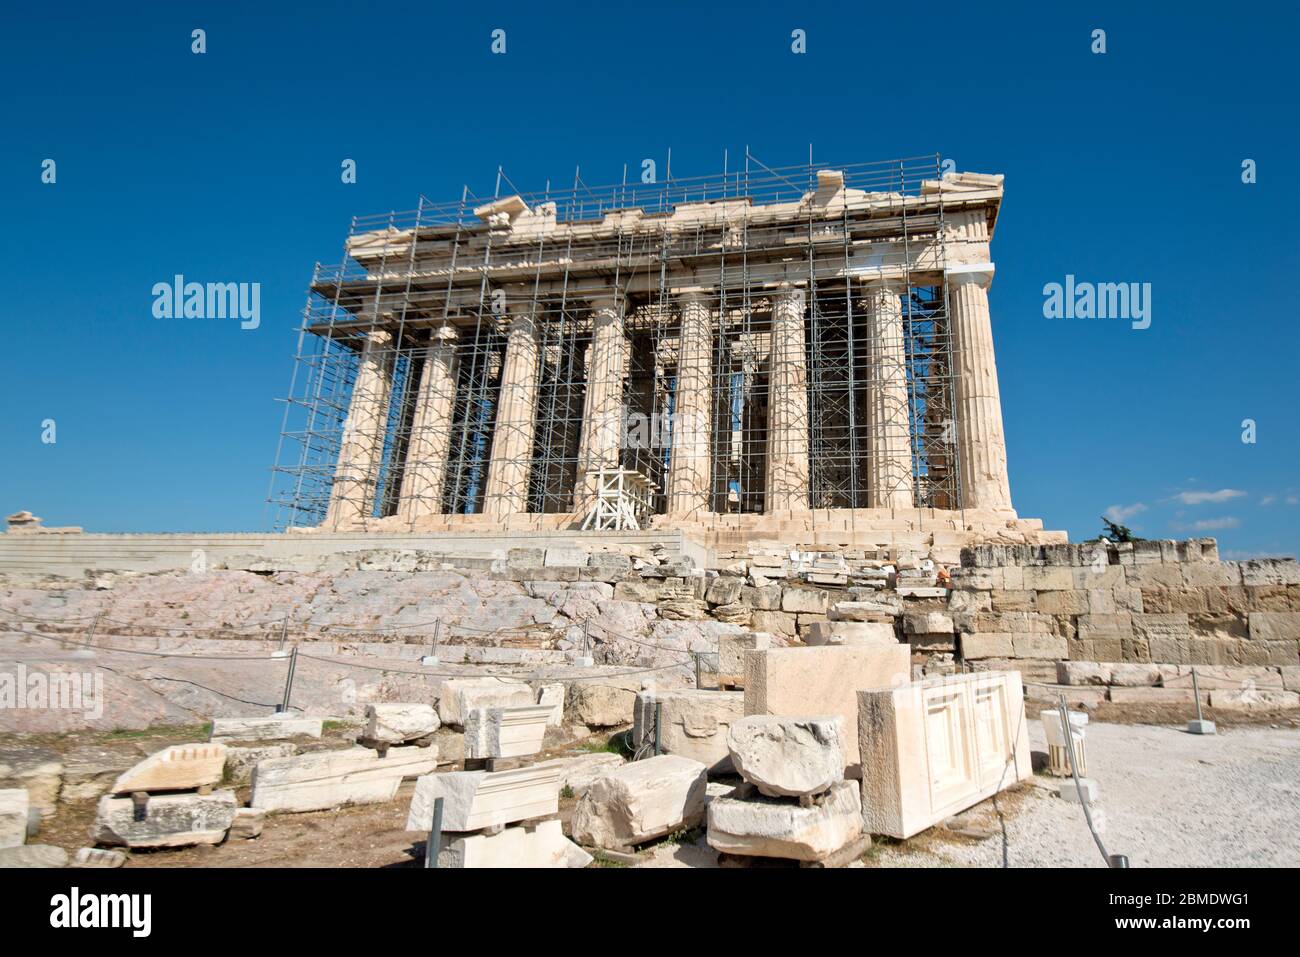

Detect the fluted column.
[
  {"left": 764, "top": 284, "right": 810, "bottom": 513},
  {"left": 948, "top": 265, "right": 1013, "bottom": 512},
  {"left": 575, "top": 295, "right": 629, "bottom": 511},
  {"left": 482, "top": 304, "right": 541, "bottom": 518},
  {"left": 862, "top": 281, "right": 914, "bottom": 509},
  {"left": 667, "top": 291, "right": 714, "bottom": 516},
  {"left": 326, "top": 327, "right": 395, "bottom": 529},
  {"left": 397, "top": 325, "right": 459, "bottom": 524}
]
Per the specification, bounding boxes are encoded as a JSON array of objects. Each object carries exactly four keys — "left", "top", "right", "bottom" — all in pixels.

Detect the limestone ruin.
[
  {"left": 2, "top": 157, "right": 1298, "bottom": 871},
  {"left": 269, "top": 160, "right": 1062, "bottom": 560}
]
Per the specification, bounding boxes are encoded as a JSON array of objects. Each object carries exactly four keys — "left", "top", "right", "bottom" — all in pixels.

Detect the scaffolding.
[{"left": 269, "top": 153, "right": 994, "bottom": 533}]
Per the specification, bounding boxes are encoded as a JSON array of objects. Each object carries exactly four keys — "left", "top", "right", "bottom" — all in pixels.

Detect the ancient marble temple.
[{"left": 274, "top": 158, "right": 1053, "bottom": 552}]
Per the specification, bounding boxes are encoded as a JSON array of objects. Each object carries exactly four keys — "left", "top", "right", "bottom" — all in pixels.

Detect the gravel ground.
[
  {"left": 644, "top": 720, "right": 1300, "bottom": 868},
  {"left": 878, "top": 720, "right": 1300, "bottom": 868}
]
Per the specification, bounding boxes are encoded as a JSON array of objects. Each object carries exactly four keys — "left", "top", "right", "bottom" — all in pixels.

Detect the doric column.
[
  {"left": 764, "top": 284, "right": 810, "bottom": 513},
  {"left": 666, "top": 291, "right": 714, "bottom": 516},
  {"left": 397, "top": 325, "right": 459, "bottom": 524},
  {"left": 948, "top": 264, "right": 1013, "bottom": 512},
  {"left": 575, "top": 295, "right": 629, "bottom": 511},
  {"left": 326, "top": 327, "right": 395, "bottom": 529},
  {"left": 482, "top": 303, "right": 541, "bottom": 518},
  {"left": 862, "top": 281, "right": 914, "bottom": 509}
]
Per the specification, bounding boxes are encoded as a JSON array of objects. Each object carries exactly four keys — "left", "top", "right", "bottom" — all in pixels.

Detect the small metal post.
[
  {"left": 277, "top": 616, "right": 290, "bottom": 652},
  {"left": 276, "top": 645, "right": 299, "bottom": 714},
  {"left": 1186, "top": 666, "right": 1216, "bottom": 734},
  {"left": 575, "top": 621, "right": 594, "bottom": 667},
  {"left": 431, "top": 620, "right": 444, "bottom": 660},
  {"left": 75, "top": 610, "right": 104, "bottom": 659},
  {"left": 694, "top": 652, "right": 701, "bottom": 689},
  {"left": 421, "top": 620, "right": 443, "bottom": 667},
  {"left": 424, "top": 796, "right": 444, "bottom": 869},
  {"left": 1057, "top": 693, "right": 1121, "bottom": 867}
]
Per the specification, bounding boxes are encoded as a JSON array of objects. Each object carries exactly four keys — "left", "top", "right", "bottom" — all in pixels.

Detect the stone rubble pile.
[
  {"left": 406, "top": 697, "right": 590, "bottom": 867},
  {"left": 93, "top": 743, "right": 239, "bottom": 849},
  {"left": 706, "top": 715, "right": 864, "bottom": 863}
]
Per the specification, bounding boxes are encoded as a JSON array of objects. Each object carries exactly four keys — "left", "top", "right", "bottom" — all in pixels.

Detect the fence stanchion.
[
  {"left": 75, "top": 610, "right": 104, "bottom": 659},
  {"left": 276, "top": 644, "right": 299, "bottom": 713},
  {"left": 1057, "top": 693, "right": 1125, "bottom": 868},
  {"left": 576, "top": 621, "right": 594, "bottom": 667},
  {"left": 425, "top": 796, "right": 445, "bottom": 869},
  {"left": 1187, "top": 666, "right": 1216, "bottom": 735},
  {"left": 273, "top": 616, "right": 291, "bottom": 658},
  {"left": 422, "top": 620, "right": 443, "bottom": 667}
]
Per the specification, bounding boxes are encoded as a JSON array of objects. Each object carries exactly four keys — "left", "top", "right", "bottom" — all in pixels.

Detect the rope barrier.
[{"left": 0, "top": 621, "right": 699, "bottom": 680}]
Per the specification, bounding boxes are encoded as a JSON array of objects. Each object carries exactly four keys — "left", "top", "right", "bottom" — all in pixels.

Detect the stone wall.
[
  {"left": 0, "top": 529, "right": 706, "bottom": 580},
  {"left": 948, "top": 539, "right": 1300, "bottom": 678}
]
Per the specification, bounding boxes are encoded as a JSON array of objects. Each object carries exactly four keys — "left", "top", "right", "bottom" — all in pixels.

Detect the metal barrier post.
[
  {"left": 276, "top": 645, "right": 299, "bottom": 713},
  {"left": 425, "top": 796, "right": 445, "bottom": 869}
]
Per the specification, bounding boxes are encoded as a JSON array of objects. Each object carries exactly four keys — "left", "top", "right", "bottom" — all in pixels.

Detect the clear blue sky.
[{"left": 2, "top": 2, "right": 1297, "bottom": 558}]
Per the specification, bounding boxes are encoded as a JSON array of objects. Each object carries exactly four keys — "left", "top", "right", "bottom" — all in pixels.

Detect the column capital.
[
  {"left": 946, "top": 263, "right": 995, "bottom": 289},
  {"left": 673, "top": 288, "right": 714, "bottom": 305},
  {"left": 770, "top": 282, "right": 807, "bottom": 307},
  {"left": 588, "top": 292, "right": 625, "bottom": 314},
  {"left": 858, "top": 276, "right": 909, "bottom": 296},
  {"left": 501, "top": 309, "right": 538, "bottom": 339},
  {"left": 357, "top": 300, "right": 406, "bottom": 323},
  {"left": 356, "top": 327, "right": 394, "bottom": 350},
  {"left": 504, "top": 293, "right": 540, "bottom": 315},
  {"left": 430, "top": 324, "right": 459, "bottom": 345}
]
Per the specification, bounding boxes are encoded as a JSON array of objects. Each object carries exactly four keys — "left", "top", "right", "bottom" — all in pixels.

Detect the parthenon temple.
[{"left": 272, "top": 156, "right": 1063, "bottom": 554}]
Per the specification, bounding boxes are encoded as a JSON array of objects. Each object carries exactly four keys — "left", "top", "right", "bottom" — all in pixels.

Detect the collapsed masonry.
[{"left": 272, "top": 157, "right": 1064, "bottom": 554}]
